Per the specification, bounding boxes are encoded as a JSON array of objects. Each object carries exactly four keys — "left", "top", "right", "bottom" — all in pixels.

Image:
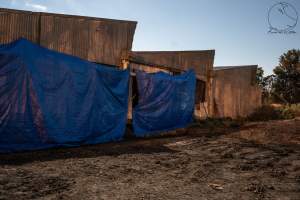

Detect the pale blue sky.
[{"left": 0, "top": 0, "right": 299, "bottom": 74}]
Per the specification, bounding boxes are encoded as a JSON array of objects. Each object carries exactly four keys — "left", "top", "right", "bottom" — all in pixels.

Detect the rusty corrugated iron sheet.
[
  {"left": 213, "top": 65, "right": 262, "bottom": 118},
  {"left": 129, "top": 50, "right": 215, "bottom": 81},
  {"left": 0, "top": 8, "right": 39, "bottom": 44},
  {"left": 40, "top": 13, "right": 137, "bottom": 66},
  {"left": 0, "top": 8, "right": 137, "bottom": 67}
]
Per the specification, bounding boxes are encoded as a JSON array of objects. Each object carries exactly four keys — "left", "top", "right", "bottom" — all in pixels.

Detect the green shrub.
[
  {"left": 289, "top": 104, "right": 300, "bottom": 116},
  {"left": 279, "top": 107, "right": 295, "bottom": 119},
  {"left": 279, "top": 104, "right": 300, "bottom": 119}
]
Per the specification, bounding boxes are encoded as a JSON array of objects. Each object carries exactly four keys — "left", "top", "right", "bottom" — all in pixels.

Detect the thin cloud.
[
  {"left": 25, "top": 2, "right": 47, "bottom": 11},
  {"left": 9, "top": 0, "right": 18, "bottom": 6}
]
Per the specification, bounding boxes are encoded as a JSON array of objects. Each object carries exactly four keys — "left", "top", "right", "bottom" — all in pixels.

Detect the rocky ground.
[{"left": 0, "top": 118, "right": 299, "bottom": 200}]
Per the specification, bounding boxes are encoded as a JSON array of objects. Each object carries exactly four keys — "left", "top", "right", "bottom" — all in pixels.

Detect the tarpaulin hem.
[{"left": 133, "top": 120, "right": 193, "bottom": 137}]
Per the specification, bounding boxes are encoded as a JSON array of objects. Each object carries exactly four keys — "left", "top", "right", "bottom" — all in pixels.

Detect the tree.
[
  {"left": 256, "top": 67, "right": 275, "bottom": 103},
  {"left": 272, "top": 49, "right": 300, "bottom": 104},
  {"left": 256, "top": 67, "right": 264, "bottom": 87}
]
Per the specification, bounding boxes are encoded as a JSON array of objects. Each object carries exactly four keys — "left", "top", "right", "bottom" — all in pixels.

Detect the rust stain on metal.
[
  {"left": 0, "top": 8, "right": 137, "bottom": 67},
  {"left": 129, "top": 50, "right": 215, "bottom": 81},
  {"left": 213, "top": 65, "right": 262, "bottom": 118},
  {"left": 0, "top": 9, "right": 39, "bottom": 44}
]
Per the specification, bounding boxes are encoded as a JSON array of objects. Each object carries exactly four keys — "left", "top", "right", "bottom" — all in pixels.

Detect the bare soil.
[{"left": 0, "top": 118, "right": 299, "bottom": 200}]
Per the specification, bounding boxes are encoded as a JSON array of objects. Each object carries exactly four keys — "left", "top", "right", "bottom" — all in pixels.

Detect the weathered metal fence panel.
[
  {"left": 129, "top": 50, "right": 215, "bottom": 82},
  {"left": 0, "top": 9, "right": 39, "bottom": 44},
  {"left": 40, "top": 15, "right": 90, "bottom": 61},
  {"left": 40, "top": 13, "right": 136, "bottom": 66},
  {"left": 213, "top": 66, "right": 262, "bottom": 118},
  {"left": 0, "top": 8, "right": 137, "bottom": 67}
]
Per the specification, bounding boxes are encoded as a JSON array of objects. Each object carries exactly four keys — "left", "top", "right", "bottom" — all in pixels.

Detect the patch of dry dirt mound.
[
  {"left": 230, "top": 117, "right": 300, "bottom": 145},
  {"left": 0, "top": 118, "right": 299, "bottom": 199}
]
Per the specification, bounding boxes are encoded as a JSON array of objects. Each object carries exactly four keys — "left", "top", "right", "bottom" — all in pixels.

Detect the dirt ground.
[{"left": 0, "top": 118, "right": 299, "bottom": 200}]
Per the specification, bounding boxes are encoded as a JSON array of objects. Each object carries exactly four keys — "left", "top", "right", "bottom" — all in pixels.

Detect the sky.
[{"left": 0, "top": 0, "right": 299, "bottom": 75}]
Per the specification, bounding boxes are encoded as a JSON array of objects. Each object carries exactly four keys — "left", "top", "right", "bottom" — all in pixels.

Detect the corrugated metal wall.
[
  {"left": 0, "top": 9, "right": 39, "bottom": 43},
  {"left": 129, "top": 50, "right": 215, "bottom": 82},
  {"left": 130, "top": 63, "right": 173, "bottom": 73},
  {"left": 213, "top": 66, "right": 262, "bottom": 118},
  {"left": 40, "top": 15, "right": 89, "bottom": 60},
  {"left": 40, "top": 14, "right": 136, "bottom": 66},
  {"left": 0, "top": 8, "right": 137, "bottom": 67}
]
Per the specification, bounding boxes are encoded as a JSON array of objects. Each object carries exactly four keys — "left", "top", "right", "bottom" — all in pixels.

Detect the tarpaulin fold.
[
  {"left": 133, "top": 70, "right": 196, "bottom": 136},
  {"left": 0, "top": 38, "right": 129, "bottom": 152}
]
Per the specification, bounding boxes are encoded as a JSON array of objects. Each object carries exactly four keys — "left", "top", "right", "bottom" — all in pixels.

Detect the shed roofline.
[
  {"left": 0, "top": 7, "right": 138, "bottom": 24},
  {"left": 213, "top": 65, "right": 258, "bottom": 71},
  {"left": 128, "top": 50, "right": 215, "bottom": 71},
  {"left": 132, "top": 50, "right": 215, "bottom": 54}
]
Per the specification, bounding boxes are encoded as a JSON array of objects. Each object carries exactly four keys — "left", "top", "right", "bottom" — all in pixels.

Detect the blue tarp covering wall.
[
  {"left": 133, "top": 70, "right": 196, "bottom": 136},
  {"left": 0, "top": 38, "right": 129, "bottom": 152}
]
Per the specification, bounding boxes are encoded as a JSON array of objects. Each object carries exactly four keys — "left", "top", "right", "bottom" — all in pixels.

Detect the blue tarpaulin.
[
  {"left": 0, "top": 38, "right": 129, "bottom": 153},
  {"left": 132, "top": 70, "right": 196, "bottom": 136}
]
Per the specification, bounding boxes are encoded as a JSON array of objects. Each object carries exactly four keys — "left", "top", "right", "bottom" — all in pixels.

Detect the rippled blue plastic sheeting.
[
  {"left": 0, "top": 38, "right": 129, "bottom": 153},
  {"left": 133, "top": 70, "right": 196, "bottom": 136}
]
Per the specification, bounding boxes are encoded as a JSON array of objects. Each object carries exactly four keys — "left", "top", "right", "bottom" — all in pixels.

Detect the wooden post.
[
  {"left": 206, "top": 67, "right": 214, "bottom": 118},
  {"left": 121, "top": 59, "right": 129, "bottom": 70},
  {"left": 122, "top": 59, "right": 132, "bottom": 121}
]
